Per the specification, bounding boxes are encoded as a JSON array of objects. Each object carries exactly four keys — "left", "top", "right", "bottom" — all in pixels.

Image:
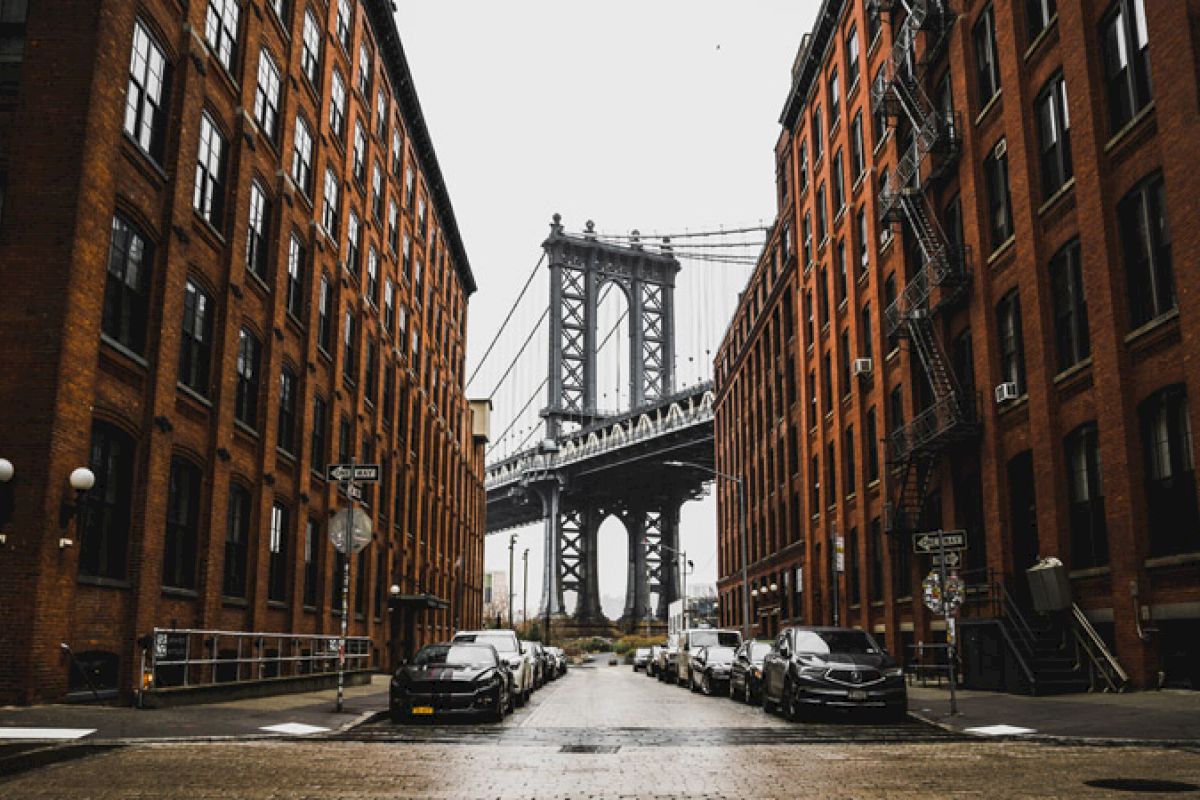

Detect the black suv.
[{"left": 760, "top": 626, "right": 906, "bottom": 722}]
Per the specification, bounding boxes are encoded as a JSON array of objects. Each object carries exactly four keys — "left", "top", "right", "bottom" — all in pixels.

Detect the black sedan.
[
  {"left": 689, "top": 645, "right": 736, "bottom": 695},
  {"left": 390, "top": 643, "right": 513, "bottom": 723},
  {"left": 761, "top": 627, "right": 907, "bottom": 722},
  {"left": 729, "top": 640, "right": 773, "bottom": 704}
]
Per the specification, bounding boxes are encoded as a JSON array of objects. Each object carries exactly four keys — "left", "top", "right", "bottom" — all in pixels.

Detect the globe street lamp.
[{"left": 664, "top": 460, "right": 750, "bottom": 640}]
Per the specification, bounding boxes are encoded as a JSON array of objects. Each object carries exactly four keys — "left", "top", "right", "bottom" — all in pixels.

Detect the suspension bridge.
[{"left": 469, "top": 214, "right": 765, "bottom": 633}]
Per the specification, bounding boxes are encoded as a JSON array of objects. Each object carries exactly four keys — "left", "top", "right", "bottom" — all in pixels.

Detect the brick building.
[
  {"left": 0, "top": 0, "right": 487, "bottom": 703},
  {"left": 714, "top": 0, "right": 1200, "bottom": 690}
]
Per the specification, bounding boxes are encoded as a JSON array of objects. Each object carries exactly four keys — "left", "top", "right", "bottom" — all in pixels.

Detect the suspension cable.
[
  {"left": 466, "top": 253, "right": 545, "bottom": 390},
  {"left": 486, "top": 377, "right": 548, "bottom": 457},
  {"left": 487, "top": 307, "right": 549, "bottom": 401}
]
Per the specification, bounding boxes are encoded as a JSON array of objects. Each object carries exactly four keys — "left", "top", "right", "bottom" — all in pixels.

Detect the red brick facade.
[
  {"left": 0, "top": 0, "right": 486, "bottom": 703},
  {"left": 714, "top": 0, "right": 1200, "bottom": 689}
]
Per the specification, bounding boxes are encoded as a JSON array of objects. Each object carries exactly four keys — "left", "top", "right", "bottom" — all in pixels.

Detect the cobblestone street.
[{"left": 4, "top": 664, "right": 1200, "bottom": 798}]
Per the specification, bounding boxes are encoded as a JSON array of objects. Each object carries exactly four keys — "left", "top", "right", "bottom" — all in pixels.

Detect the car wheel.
[
  {"left": 762, "top": 688, "right": 777, "bottom": 714},
  {"left": 489, "top": 689, "right": 505, "bottom": 723},
  {"left": 783, "top": 680, "right": 800, "bottom": 721}
]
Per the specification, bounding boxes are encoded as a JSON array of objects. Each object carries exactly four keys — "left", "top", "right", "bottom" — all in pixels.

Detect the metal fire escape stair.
[{"left": 873, "top": 0, "right": 977, "bottom": 536}]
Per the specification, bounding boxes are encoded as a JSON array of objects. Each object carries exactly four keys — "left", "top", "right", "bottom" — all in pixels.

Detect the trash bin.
[{"left": 1026, "top": 557, "right": 1071, "bottom": 613}]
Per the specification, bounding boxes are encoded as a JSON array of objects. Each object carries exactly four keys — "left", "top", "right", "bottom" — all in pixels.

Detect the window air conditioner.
[
  {"left": 853, "top": 358, "right": 874, "bottom": 378},
  {"left": 994, "top": 382, "right": 1019, "bottom": 404}
]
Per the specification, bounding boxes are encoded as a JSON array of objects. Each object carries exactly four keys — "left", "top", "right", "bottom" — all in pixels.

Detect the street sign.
[
  {"left": 326, "top": 463, "right": 381, "bottom": 483},
  {"left": 931, "top": 551, "right": 963, "bottom": 569},
  {"left": 834, "top": 536, "right": 845, "bottom": 573},
  {"left": 329, "top": 507, "right": 373, "bottom": 554},
  {"left": 346, "top": 483, "right": 363, "bottom": 502},
  {"left": 913, "top": 529, "right": 967, "bottom": 554}
]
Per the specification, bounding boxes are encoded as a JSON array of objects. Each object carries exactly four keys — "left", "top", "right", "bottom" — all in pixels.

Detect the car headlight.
[
  {"left": 883, "top": 666, "right": 904, "bottom": 678},
  {"left": 752, "top": 668, "right": 762, "bottom": 678}
]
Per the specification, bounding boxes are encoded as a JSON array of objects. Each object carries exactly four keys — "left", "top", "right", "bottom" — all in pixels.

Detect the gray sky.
[{"left": 395, "top": 2, "right": 817, "bottom": 618}]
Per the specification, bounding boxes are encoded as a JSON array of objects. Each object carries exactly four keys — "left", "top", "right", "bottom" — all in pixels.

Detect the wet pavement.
[{"left": 3, "top": 662, "right": 1200, "bottom": 799}]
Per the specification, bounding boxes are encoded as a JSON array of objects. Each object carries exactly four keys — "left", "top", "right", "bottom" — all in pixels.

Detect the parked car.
[
  {"left": 689, "top": 644, "right": 736, "bottom": 695},
  {"left": 646, "top": 645, "right": 663, "bottom": 677},
  {"left": 673, "top": 628, "right": 742, "bottom": 686},
  {"left": 522, "top": 640, "right": 546, "bottom": 688},
  {"left": 729, "top": 639, "right": 773, "bottom": 704},
  {"left": 656, "top": 643, "right": 679, "bottom": 682},
  {"left": 389, "top": 642, "right": 512, "bottom": 723},
  {"left": 453, "top": 630, "right": 534, "bottom": 707},
  {"left": 632, "top": 647, "right": 651, "bottom": 671},
  {"left": 535, "top": 642, "right": 558, "bottom": 682},
  {"left": 544, "top": 646, "right": 567, "bottom": 676},
  {"left": 760, "top": 626, "right": 907, "bottom": 722}
]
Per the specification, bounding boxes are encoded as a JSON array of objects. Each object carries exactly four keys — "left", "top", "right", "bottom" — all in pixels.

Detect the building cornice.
[{"left": 779, "top": 0, "right": 846, "bottom": 130}]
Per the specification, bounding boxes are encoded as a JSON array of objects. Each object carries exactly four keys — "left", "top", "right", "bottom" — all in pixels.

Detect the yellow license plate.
[{"left": 411, "top": 706, "right": 434, "bottom": 715}]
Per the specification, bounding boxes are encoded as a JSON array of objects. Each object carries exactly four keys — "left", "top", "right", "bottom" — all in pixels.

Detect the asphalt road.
[{"left": 3, "top": 662, "right": 1200, "bottom": 799}]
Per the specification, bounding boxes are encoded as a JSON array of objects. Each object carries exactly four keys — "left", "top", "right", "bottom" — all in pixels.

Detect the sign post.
[
  {"left": 328, "top": 459, "right": 378, "bottom": 713},
  {"left": 916, "top": 529, "right": 965, "bottom": 715}
]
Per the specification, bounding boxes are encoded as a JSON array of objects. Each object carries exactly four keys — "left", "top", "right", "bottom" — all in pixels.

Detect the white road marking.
[
  {"left": 259, "top": 722, "right": 330, "bottom": 735},
  {"left": 0, "top": 728, "right": 96, "bottom": 740},
  {"left": 964, "top": 724, "right": 1036, "bottom": 736}
]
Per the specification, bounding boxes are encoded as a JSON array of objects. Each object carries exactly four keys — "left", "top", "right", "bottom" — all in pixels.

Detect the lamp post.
[
  {"left": 507, "top": 533, "right": 517, "bottom": 629},
  {"left": 59, "top": 466, "right": 95, "bottom": 549},
  {"left": 653, "top": 538, "right": 688, "bottom": 627},
  {"left": 665, "top": 460, "right": 749, "bottom": 639},
  {"left": 0, "top": 458, "right": 14, "bottom": 543},
  {"left": 522, "top": 548, "right": 529, "bottom": 635}
]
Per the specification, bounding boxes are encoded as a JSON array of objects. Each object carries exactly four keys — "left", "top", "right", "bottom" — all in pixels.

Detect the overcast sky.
[{"left": 395, "top": 2, "right": 818, "bottom": 619}]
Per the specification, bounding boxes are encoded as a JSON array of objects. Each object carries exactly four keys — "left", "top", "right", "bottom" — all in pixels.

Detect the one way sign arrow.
[{"left": 912, "top": 530, "right": 967, "bottom": 554}]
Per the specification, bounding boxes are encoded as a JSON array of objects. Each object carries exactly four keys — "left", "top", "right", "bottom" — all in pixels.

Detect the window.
[
  {"left": 847, "top": 527, "right": 860, "bottom": 602},
  {"left": 291, "top": 116, "right": 313, "bottom": 194},
  {"left": 317, "top": 274, "right": 332, "bottom": 351},
  {"left": 194, "top": 113, "right": 227, "bottom": 226},
  {"left": 867, "top": 3, "right": 882, "bottom": 45},
  {"left": 235, "top": 328, "right": 261, "bottom": 428},
  {"left": 371, "top": 162, "right": 383, "bottom": 220},
  {"left": 352, "top": 121, "right": 366, "bottom": 183},
  {"left": 224, "top": 485, "right": 251, "bottom": 598},
  {"left": 869, "top": 517, "right": 884, "bottom": 601},
  {"left": 1120, "top": 173, "right": 1174, "bottom": 328},
  {"left": 311, "top": 395, "right": 327, "bottom": 473},
  {"left": 884, "top": 274, "right": 898, "bottom": 352},
  {"left": 803, "top": 290, "right": 814, "bottom": 345},
  {"left": 1049, "top": 240, "right": 1089, "bottom": 372},
  {"left": 246, "top": 181, "right": 270, "bottom": 280},
  {"left": 417, "top": 197, "right": 428, "bottom": 238},
  {"left": 855, "top": 206, "right": 869, "bottom": 275},
  {"left": 102, "top": 215, "right": 151, "bottom": 354},
  {"left": 163, "top": 458, "right": 201, "bottom": 589},
  {"left": 811, "top": 455, "right": 821, "bottom": 510},
  {"left": 861, "top": 303, "right": 873, "bottom": 360},
  {"left": 384, "top": 279, "right": 395, "bottom": 333},
  {"left": 343, "top": 310, "right": 358, "bottom": 382},
  {"left": 254, "top": 50, "right": 281, "bottom": 140},
  {"left": 827, "top": 442, "right": 837, "bottom": 503},
  {"left": 846, "top": 25, "right": 860, "bottom": 89},
  {"left": 865, "top": 408, "right": 879, "bottom": 483},
  {"left": 835, "top": 239, "right": 848, "bottom": 303},
  {"left": 845, "top": 427, "right": 857, "bottom": 497},
  {"left": 1102, "top": 0, "right": 1152, "bottom": 133},
  {"left": 889, "top": 385, "right": 904, "bottom": 435},
  {"left": 345, "top": 210, "right": 360, "bottom": 274},
  {"left": 974, "top": 6, "right": 1001, "bottom": 106},
  {"left": 301, "top": 9, "right": 320, "bottom": 85},
  {"left": 322, "top": 168, "right": 339, "bottom": 235},
  {"left": 268, "top": 503, "right": 290, "bottom": 602},
  {"left": 335, "top": 0, "right": 352, "bottom": 50},
  {"left": 391, "top": 128, "right": 403, "bottom": 177},
  {"left": 79, "top": 421, "right": 133, "bottom": 580},
  {"left": 832, "top": 150, "right": 845, "bottom": 215},
  {"left": 822, "top": 352, "right": 833, "bottom": 411},
  {"left": 278, "top": 367, "right": 297, "bottom": 453},
  {"left": 1065, "top": 423, "right": 1107, "bottom": 569},
  {"left": 0, "top": 0, "right": 28, "bottom": 93},
  {"left": 812, "top": 105, "right": 823, "bottom": 161},
  {"left": 286, "top": 234, "right": 305, "bottom": 319},
  {"left": 984, "top": 140, "right": 1013, "bottom": 250},
  {"left": 828, "top": 69, "right": 840, "bottom": 129},
  {"left": 1142, "top": 386, "right": 1199, "bottom": 557},
  {"left": 1027, "top": 0, "right": 1057, "bottom": 42},
  {"left": 303, "top": 519, "right": 319, "bottom": 607},
  {"left": 404, "top": 166, "right": 415, "bottom": 206},
  {"left": 389, "top": 201, "right": 400, "bottom": 253},
  {"left": 872, "top": 65, "right": 887, "bottom": 145},
  {"left": 364, "top": 339, "right": 378, "bottom": 405},
  {"left": 839, "top": 329, "right": 851, "bottom": 397},
  {"left": 375, "top": 88, "right": 388, "bottom": 139},
  {"left": 802, "top": 213, "right": 812, "bottom": 266},
  {"left": 818, "top": 267, "right": 829, "bottom": 326},
  {"left": 329, "top": 69, "right": 346, "bottom": 138},
  {"left": 816, "top": 184, "right": 828, "bottom": 242},
  {"left": 850, "top": 111, "right": 865, "bottom": 181},
  {"left": 798, "top": 141, "right": 808, "bottom": 193},
  {"left": 204, "top": 0, "right": 240, "bottom": 73},
  {"left": 179, "top": 278, "right": 213, "bottom": 394},
  {"left": 1036, "top": 74, "right": 1073, "bottom": 198},
  {"left": 357, "top": 42, "right": 372, "bottom": 96},
  {"left": 996, "top": 289, "right": 1026, "bottom": 393},
  {"left": 366, "top": 246, "right": 380, "bottom": 305},
  {"left": 124, "top": 21, "right": 170, "bottom": 160}
]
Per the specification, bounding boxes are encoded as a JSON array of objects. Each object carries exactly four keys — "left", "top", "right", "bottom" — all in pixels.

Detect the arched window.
[{"left": 80, "top": 421, "right": 135, "bottom": 580}]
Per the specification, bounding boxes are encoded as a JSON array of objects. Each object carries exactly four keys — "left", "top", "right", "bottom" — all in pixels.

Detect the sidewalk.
[
  {"left": 0, "top": 675, "right": 391, "bottom": 744},
  {"left": 908, "top": 684, "right": 1200, "bottom": 744}
]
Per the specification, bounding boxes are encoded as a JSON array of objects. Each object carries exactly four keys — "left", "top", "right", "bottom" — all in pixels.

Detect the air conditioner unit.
[
  {"left": 853, "top": 357, "right": 874, "bottom": 377},
  {"left": 994, "top": 382, "right": 1019, "bottom": 404}
]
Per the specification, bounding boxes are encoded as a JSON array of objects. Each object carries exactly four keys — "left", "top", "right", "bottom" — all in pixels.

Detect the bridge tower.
[{"left": 536, "top": 215, "right": 685, "bottom": 632}]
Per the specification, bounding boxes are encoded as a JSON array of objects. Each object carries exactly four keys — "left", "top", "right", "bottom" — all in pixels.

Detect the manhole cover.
[
  {"left": 1084, "top": 779, "right": 1200, "bottom": 793},
  {"left": 559, "top": 745, "right": 620, "bottom": 754}
]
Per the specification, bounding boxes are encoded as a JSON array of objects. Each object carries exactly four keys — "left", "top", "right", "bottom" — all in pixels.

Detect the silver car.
[{"left": 453, "top": 630, "right": 534, "bottom": 706}]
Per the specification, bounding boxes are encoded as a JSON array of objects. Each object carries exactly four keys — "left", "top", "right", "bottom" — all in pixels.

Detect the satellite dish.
[{"left": 329, "top": 507, "right": 373, "bottom": 554}]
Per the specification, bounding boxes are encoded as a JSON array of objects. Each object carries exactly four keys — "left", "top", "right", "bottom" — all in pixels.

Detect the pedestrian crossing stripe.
[
  {"left": 259, "top": 722, "right": 330, "bottom": 735},
  {"left": 0, "top": 728, "right": 96, "bottom": 740},
  {"left": 964, "top": 724, "right": 1036, "bottom": 736}
]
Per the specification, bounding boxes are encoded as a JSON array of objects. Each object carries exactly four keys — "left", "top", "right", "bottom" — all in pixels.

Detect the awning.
[{"left": 389, "top": 593, "right": 449, "bottom": 611}]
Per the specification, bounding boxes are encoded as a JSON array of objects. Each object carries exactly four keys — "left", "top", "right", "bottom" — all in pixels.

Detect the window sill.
[
  {"left": 879, "top": 232, "right": 894, "bottom": 257},
  {"left": 1104, "top": 102, "right": 1156, "bottom": 155},
  {"left": 277, "top": 447, "right": 298, "bottom": 464},
  {"left": 177, "top": 382, "right": 213, "bottom": 409},
  {"left": 267, "top": 600, "right": 288, "bottom": 610},
  {"left": 161, "top": 586, "right": 199, "bottom": 599},
  {"left": 867, "top": 478, "right": 880, "bottom": 492},
  {"left": 222, "top": 596, "right": 249, "bottom": 608},
  {"left": 77, "top": 575, "right": 132, "bottom": 590},
  {"left": 99, "top": 335, "right": 149, "bottom": 370},
  {"left": 1145, "top": 552, "right": 1200, "bottom": 570},
  {"left": 1023, "top": 15, "right": 1059, "bottom": 63},
  {"left": 1124, "top": 307, "right": 1180, "bottom": 348},
  {"left": 986, "top": 235, "right": 1016, "bottom": 266},
  {"left": 974, "top": 90, "right": 1002, "bottom": 128},
  {"left": 872, "top": 129, "right": 891, "bottom": 156},
  {"left": 885, "top": 346, "right": 900, "bottom": 363},
  {"left": 1068, "top": 566, "right": 1111, "bottom": 580},
  {"left": 304, "top": 604, "right": 318, "bottom": 613},
  {"left": 234, "top": 419, "right": 260, "bottom": 439},
  {"left": 870, "top": 600, "right": 885, "bottom": 608},
  {"left": 997, "top": 392, "right": 1030, "bottom": 417},
  {"left": 246, "top": 268, "right": 273, "bottom": 298},
  {"left": 1052, "top": 357, "right": 1092, "bottom": 387},
  {"left": 120, "top": 134, "right": 169, "bottom": 185}
]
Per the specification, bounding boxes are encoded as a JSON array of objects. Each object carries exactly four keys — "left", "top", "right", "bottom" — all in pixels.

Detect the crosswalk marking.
[
  {"left": 964, "top": 724, "right": 1036, "bottom": 736},
  {"left": 0, "top": 727, "right": 96, "bottom": 740},
  {"left": 259, "top": 722, "right": 330, "bottom": 735}
]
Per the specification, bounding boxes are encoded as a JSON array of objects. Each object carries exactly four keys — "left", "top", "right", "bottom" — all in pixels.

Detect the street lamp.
[
  {"left": 664, "top": 460, "right": 750, "bottom": 640},
  {"left": 58, "top": 466, "right": 95, "bottom": 548},
  {"left": 507, "top": 533, "right": 517, "bottom": 629}
]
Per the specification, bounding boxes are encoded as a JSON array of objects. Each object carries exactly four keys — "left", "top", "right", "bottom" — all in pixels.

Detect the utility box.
[
  {"left": 469, "top": 398, "right": 492, "bottom": 443},
  {"left": 1026, "top": 557, "right": 1072, "bottom": 613}
]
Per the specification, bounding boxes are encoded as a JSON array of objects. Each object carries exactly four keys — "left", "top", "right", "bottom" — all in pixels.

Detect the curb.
[
  {"left": 907, "top": 709, "right": 1200, "bottom": 750},
  {"left": 338, "top": 709, "right": 388, "bottom": 733}
]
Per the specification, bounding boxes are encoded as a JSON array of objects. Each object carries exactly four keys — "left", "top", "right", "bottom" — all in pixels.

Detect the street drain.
[
  {"left": 559, "top": 745, "right": 620, "bottom": 754},
  {"left": 1084, "top": 779, "right": 1200, "bottom": 793}
]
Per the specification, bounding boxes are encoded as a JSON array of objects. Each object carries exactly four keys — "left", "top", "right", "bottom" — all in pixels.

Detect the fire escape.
[{"left": 872, "top": 0, "right": 975, "bottom": 535}]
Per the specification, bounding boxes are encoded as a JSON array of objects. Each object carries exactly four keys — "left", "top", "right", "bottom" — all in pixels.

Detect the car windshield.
[
  {"left": 413, "top": 645, "right": 496, "bottom": 667},
  {"left": 635, "top": 648, "right": 650, "bottom": 656},
  {"left": 454, "top": 633, "right": 517, "bottom": 653},
  {"left": 705, "top": 646, "right": 735, "bottom": 661},
  {"left": 690, "top": 630, "right": 741, "bottom": 648},
  {"left": 794, "top": 630, "right": 879, "bottom": 655},
  {"left": 749, "top": 642, "right": 773, "bottom": 660}
]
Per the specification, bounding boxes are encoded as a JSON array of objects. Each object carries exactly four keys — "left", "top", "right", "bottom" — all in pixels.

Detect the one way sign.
[
  {"left": 326, "top": 463, "right": 381, "bottom": 483},
  {"left": 912, "top": 530, "right": 967, "bottom": 554}
]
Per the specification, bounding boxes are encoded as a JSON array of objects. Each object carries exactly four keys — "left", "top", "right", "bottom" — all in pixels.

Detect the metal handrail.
[
  {"left": 999, "top": 582, "right": 1038, "bottom": 656},
  {"left": 1071, "top": 604, "right": 1129, "bottom": 691}
]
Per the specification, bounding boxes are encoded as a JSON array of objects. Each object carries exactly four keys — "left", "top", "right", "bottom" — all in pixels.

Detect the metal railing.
[
  {"left": 1071, "top": 604, "right": 1129, "bottom": 692},
  {"left": 145, "top": 628, "right": 371, "bottom": 690}
]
